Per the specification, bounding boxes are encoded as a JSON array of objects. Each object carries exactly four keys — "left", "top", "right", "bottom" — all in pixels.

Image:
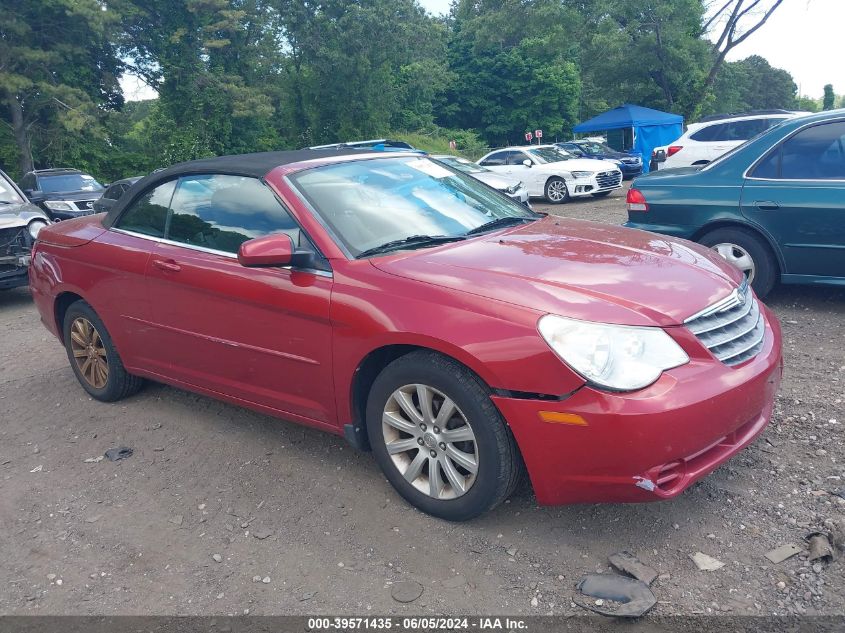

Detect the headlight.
[
  {"left": 570, "top": 171, "right": 592, "bottom": 178},
  {"left": 28, "top": 220, "right": 48, "bottom": 238},
  {"left": 538, "top": 314, "right": 689, "bottom": 391},
  {"left": 44, "top": 201, "right": 74, "bottom": 211}
]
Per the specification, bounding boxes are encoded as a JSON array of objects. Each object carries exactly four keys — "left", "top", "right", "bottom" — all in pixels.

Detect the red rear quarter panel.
[{"left": 30, "top": 216, "right": 153, "bottom": 363}]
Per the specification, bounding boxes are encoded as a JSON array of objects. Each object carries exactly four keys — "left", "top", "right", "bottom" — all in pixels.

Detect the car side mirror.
[
  {"left": 522, "top": 159, "right": 533, "bottom": 168},
  {"left": 238, "top": 233, "right": 313, "bottom": 269}
]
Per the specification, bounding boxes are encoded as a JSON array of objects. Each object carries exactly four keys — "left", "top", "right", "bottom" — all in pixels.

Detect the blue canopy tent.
[{"left": 573, "top": 104, "right": 683, "bottom": 173}]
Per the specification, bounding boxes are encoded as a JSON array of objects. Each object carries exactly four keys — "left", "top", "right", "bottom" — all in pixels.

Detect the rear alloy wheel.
[
  {"left": 367, "top": 351, "right": 522, "bottom": 521},
  {"left": 63, "top": 300, "right": 144, "bottom": 402},
  {"left": 699, "top": 227, "right": 777, "bottom": 298},
  {"left": 544, "top": 177, "right": 568, "bottom": 204}
]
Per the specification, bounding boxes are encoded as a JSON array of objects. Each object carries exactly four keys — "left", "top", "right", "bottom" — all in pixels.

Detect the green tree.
[
  {"left": 444, "top": 0, "right": 581, "bottom": 145},
  {"left": 823, "top": 84, "right": 835, "bottom": 110},
  {"left": 0, "top": 0, "right": 123, "bottom": 176},
  {"left": 574, "top": 0, "right": 710, "bottom": 120},
  {"left": 710, "top": 56, "right": 796, "bottom": 114},
  {"left": 273, "top": 0, "right": 450, "bottom": 145}
]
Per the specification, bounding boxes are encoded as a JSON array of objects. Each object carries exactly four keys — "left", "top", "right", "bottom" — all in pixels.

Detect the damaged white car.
[{"left": 0, "top": 168, "right": 50, "bottom": 290}]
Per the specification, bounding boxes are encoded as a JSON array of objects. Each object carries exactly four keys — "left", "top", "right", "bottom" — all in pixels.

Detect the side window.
[
  {"left": 166, "top": 174, "right": 301, "bottom": 254},
  {"left": 779, "top": 121, "right": 845, "bottom": 180},
  {"left": 104, "top": 185, "right": 121, "bottom": 200},
  {"left": 115, "top": 180, "right": 175, "bottom": 237},
  {"left": 751, "top": 147, "right": 781, "bottom": 179},
  {"left": 479, "top": 152, "right": 508, "bottom": 166},
  {"left": 690, "top": 123, "right": 724, "bottom": 142},
  {"left": 507, "top": 151, "right": 529, "bottom": 165}
]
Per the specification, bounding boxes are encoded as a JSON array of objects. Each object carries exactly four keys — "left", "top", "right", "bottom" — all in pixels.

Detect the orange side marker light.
[{"left": 538, "top": 411, "right": 588, "bottom": 426}]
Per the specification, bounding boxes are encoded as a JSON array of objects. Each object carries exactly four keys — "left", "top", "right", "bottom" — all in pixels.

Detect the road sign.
[
  {"left": 535, "top": 129, "right": 543, "bottom": 138},
  {"left": 525, "top": 132, "right": 533, "bottom": 142}
]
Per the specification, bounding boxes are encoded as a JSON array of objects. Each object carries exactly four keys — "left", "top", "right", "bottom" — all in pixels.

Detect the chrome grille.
[
  {"left": 74, "top": 200, "right": 97, "bottom": 212},
  {"left": 684, "top": 280, "right": 765, "bottom": 366},
  {"left": 596, "top": 170, "right": 622, "bottom": 188}
]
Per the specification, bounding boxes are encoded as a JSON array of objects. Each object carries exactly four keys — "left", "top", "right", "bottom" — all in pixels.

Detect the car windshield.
[
  {"left": 577, "top": 141, "right": 612, "bottom": 153},
  {"left": 0, "top": 175, "right": 25, "bottom": 204},
  {"left": 38, "top": 173, "right": 103, "bottom": 193},
  {"left": 289, "top": 157, "right": 538, "bottom": 257},
  {"left": 436, "top": 156, "right": 488, "bottom": 174},
  {"left": 527, "top": 147, "right": 571, "bottom": 163}
]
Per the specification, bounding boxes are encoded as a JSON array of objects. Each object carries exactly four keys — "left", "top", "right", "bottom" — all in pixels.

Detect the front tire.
[
  {"left": 698, "top": 227, "right": 778, "bottom": 298},
  {"left": 63, "top": 300, "right": 144, "bottom": 402},
  {"left": 366, "top": 351, "right": 521, "bottom": 521},
  {"left": 544, "top": 177, "right": 568, "bottom": 204}
]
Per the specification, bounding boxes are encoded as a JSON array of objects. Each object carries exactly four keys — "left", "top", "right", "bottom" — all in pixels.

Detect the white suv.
[
  {"left": 477, "top": 145, "right": 621, "bottom": 203},
  {"left": 653, "top": 110, "right": 808, "bottom": 170}
]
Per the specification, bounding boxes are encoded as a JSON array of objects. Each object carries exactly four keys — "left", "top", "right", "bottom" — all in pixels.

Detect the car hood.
[
  {"left": 371, "top": 217, "right": 744, "bottom": 327},
  {"left": 473, "top": 172, "right": 522, "bottom": 190},
  {"left": 0, "top": 202, "right": 49, "bottom": 228},
  {"left": 537, "top": 158, "right": 618, "bottom": 173}
]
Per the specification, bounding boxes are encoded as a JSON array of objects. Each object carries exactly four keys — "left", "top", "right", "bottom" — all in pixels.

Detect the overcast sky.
[{"left": 121, "top": 0, "right": 842, "bottom": 102}]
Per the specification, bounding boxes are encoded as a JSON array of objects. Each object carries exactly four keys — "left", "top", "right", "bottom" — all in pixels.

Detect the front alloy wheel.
[
  {"left": 366, "top": 350, "right": 522, "bottom": 521},
  {"left": 382, "top": 384, "right": 478, "bottom": 499},
  {"left": 544, "top": 177, "right": 568, "bottom": 203}
]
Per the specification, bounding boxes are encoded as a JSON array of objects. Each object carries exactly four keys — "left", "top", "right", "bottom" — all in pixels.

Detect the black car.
[
  {"left": 555, "top": 141, "right": 643, "bottom": 179},
  {"left": 19, "top": 168, "right": 105, "bottom": 220},
  {"left": 92, "top": 176, "right": 143, "bottom": 213},
  {"left": 0, "top": 169, "right": 51, "bottom": 290}
]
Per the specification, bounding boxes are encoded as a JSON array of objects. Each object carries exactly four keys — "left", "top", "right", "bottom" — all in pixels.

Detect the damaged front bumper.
[
  {"left": 0, "top": 227, "right": 33, "bottom": 290},
  {"left": 492, "top": 305, "right": 783, "bottom": 506}
]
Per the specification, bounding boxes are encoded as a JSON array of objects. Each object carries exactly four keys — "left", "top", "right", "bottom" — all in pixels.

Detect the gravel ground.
[{"left": 1, "top": 186, "right": 843, "bottom": 618}]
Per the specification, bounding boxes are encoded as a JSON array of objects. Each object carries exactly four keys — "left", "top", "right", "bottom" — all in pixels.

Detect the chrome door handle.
[
  {"left": 754, "top": 201, "right": 780, "bottom": 210},
  {"left": 152, "top": 259, "right": 182, "bottom": 272}
]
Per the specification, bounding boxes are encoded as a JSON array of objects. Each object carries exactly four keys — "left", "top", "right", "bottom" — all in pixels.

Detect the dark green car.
[{"left": 625, "top": 110, "right": 845, "bottom": 297}]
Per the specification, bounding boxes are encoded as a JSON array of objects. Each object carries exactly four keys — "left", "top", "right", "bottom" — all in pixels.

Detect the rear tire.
[
  {"left": 699, "top": 227, "right": 778, "bottom": 298},
  {"left": 62, "top": 300, "right": 144, "bottom": 402},
  {"left": 544, "top": 177, "right": 568, "bottom": 204},
  {"left": 366, "top": 351, "right": 522, "bottom": 521}
]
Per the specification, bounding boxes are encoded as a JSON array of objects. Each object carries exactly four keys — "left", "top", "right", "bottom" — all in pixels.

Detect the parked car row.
[
  {"left": 477, "top": 144, "right": 623, "bottom": 203},
  {"left": 650, "top": 109, "right": 808, "bottom": 170},
  {"left": 628, "top": 109, "right": 845, "bottom": 297}
]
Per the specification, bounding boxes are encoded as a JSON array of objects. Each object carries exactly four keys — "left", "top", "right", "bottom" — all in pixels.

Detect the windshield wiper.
[
  {"left": 464, "top": 216, "right": 536, "bottom": 236},
  {"left": 356, "top": 234, "right": 466, "bottom": 259}
]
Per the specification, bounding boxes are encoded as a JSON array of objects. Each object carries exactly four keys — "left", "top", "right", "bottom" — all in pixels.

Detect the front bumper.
[
  {"left": 41, "top": 201, "right": 98, "bottom": 221},
  {"left": 506, "top": 187, "right": 530, "bottom": 205},
  {"left": 619, "top": 162, "right": 643, "bottom": 178},
  {"left": 493, "top": 305, "right": 783, "bottom": 505},
  {"left": 0, "top": 266, "right": 29, "bottom": 290},
  {"left": 568, "top": 170, "right": 623, "bottom": 197}
]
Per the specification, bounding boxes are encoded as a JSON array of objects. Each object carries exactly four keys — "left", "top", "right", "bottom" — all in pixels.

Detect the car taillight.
[
  {"left": 667, "top": 145, "right": 683, "bottom": 157},
  {"left": 626, "top": 188, "right": 648, "bottom": 212}
]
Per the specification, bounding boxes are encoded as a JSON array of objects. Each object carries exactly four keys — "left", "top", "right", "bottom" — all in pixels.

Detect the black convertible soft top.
[{"left": 101, "top": 148, "right": 383, "bottom": 228}]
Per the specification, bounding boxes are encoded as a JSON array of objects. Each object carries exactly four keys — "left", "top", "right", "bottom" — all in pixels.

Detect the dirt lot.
[{"left": 1, "top": 186, "right": 843, "bottom": 618}]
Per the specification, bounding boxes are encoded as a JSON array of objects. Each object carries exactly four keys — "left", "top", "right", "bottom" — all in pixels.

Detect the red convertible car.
[{"left": 30, "top": 150, "right": 783, "bottom": 520}]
